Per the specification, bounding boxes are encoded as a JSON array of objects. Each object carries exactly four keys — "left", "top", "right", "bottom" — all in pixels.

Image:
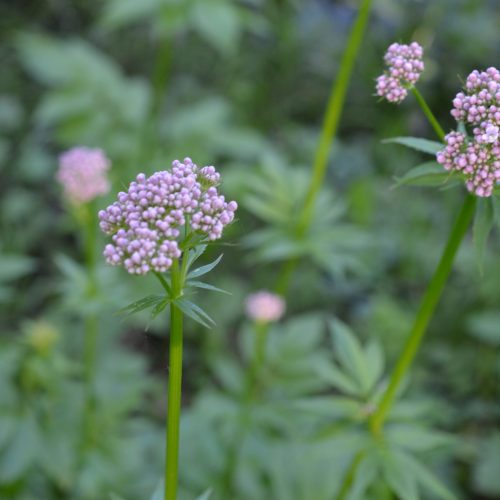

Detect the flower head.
[
  {"left": 376, "top": 42, "right": 424, "bottom": 104},
  {"left": 437, "top": 67, "right": 500, "bottom": 197},
  {"left": 245, "top": 291, "right": 285, "bottom": 323},
  {"left": 57, "top": 147, "right": 111, "bottom": 204},
  {"left": 99, "top": 158, "right": 237, "bottom": 275}
]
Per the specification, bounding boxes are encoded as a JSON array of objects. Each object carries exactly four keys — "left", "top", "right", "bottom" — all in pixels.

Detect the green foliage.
[
  {"left": 241, "top": 161, "right": 368, "bottom": 277},
  {"left": 383, "top": 137, "right": 444, "bottom": 155},
  {"left": 2, "top": 0, "right": 500, "bottom": 498},
  {"left": 395, "top": 161, "right": 455, "bottom": 188}
]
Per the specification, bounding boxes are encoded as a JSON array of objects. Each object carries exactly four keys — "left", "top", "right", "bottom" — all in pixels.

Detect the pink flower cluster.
[
  {"left": 376, "top": 42, "right": 424, "bottom": 104},
  {"left": 437, "top": 67, "right": 500, "bottom": 197},
  {"left": 245, "top": 291, "right": 285, "bottom": 323},
  {"left": 99, "top": 158, "right": 237, "bottom": 275},
  {"left": 57, "top": 147, "right": 110, "bottom": 204}
]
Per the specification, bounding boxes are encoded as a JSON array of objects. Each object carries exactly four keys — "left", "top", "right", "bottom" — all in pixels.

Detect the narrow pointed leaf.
[
  {"left": 186, "top": 280, "right": 231, "bottom": 295},
  {"left": 175, "top": 298, "right": 215, "bottom": 329},
  {"left": 150, "top": 297, "right": 171, "bottom": 319},
  {"left": 395, "top": 162, "right": 450, "bottom": 187},
  {"left": 188, "top": 254, "right": 223, "bottom": 279},
  {"left": 384, "top": 136, "right": 443, "bottom": 154},
  {"left": 118, "top": 295, "right": 165, "bottom": 316},
  {"left": 186, "top": 244, "right": 207, "bottom": 270}
]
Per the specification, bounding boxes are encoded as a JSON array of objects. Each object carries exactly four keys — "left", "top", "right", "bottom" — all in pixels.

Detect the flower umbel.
[
  {"left": 99, "top": 158, "right": 237, "bottom": 275},
  {"left": 376, "top": 42, "right": 424, "bottom": 104},
  {"left": 437, "top": 67, "right": 500, "bottom": 197},
  {"left": 57, "top": 147, "right": 111, "bottom": 204},
  {"left": 245, "top": 291, "right": 285, "bottom": 323}
]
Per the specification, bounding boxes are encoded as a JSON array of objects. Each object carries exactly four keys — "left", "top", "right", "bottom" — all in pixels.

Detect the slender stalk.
[
  {"left": 165, "top": 259, "right": 184, "bottom": 500},
  {"left": 81, "top": 204, "right": 98, "bottom": 452},
  {"left": 297, "top": 0, "right": 373, "bottom": 235},
  {"left": 83, "top": 205, "right": 98, "bottom": 388},
  {"left": 368, "top": 88, "right": 464, "bottom": 435},
  {"left": 370, "top": 194, "right": 476, "bottom": 434},
  {"left": 337, "top": 450, "right": 366, "bottom": 499},
  {"left": 411, "top": 87, "right": 445, "bottom": 141},
  {"left": 274, "top": 0, "right": 373, "bottom": 296}
]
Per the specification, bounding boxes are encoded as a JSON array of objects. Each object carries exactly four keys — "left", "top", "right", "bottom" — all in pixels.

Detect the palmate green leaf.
[
  {"left": 386, "top": 424, "right": 455, "bottom": 453},
  {"left": 395, "top": 162, "right": 452, "bottom": 187},
  {"left": 187, "top": 254, "right": 223, "bottom": 279},
  {"left": 243, "top": 193, "right": 290, "bottom": 224},
  {"left": 346, "top": 454, "right": 378, "bottom": 500},
  {"left": 314, "top": 359, "right": 359, "bottom": 396},
  {"left": 397, "top": 451, "right": 456, "bottom": 500},
  {"left": 190, "top": 0, "right": 242, "bottom": 56},
  {"left": 473, "top": 197, "right": 495, "bottom": 274},
  {"left": 118, "top": 294, "right": 166, "bottom": 317},
  {"left": 186, "top": 280, "right": 231, "bottom": 295},
  {"left": 175, "top": 298, "right": 215, "bottom": 329},
  {"left": 383, "top": 136, "right": 443, "bottom": 155},
  {"left": 382, "top": 450, "right": 420, "bottom": 500},
  {"left": 328, "top": 319, "right": 372, "bottom": 395}
]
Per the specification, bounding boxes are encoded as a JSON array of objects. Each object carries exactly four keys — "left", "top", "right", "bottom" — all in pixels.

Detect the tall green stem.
[
  {"left": 297, "top": 0, "right": 373, "bottom": 234},
  {"left": 81, "top": 204, "right": 99, "bottom": 454},
  {"left": 165, "top": 259, "right": 184, "bottom": 500},
  {"left": 274, "top": 0, "right": 373, "bottom": 296},
  {"left": 368, "top": 88, "right": 465, "bottom": 434},
  {"left": 370, "top": 193, "right": 476, "bottom": 434},
  {"left": 83, "top": 205, "right": 98, "bottom": 388},
  {"left": 411, "top": 87, "right": 445, "bottom": 141}
]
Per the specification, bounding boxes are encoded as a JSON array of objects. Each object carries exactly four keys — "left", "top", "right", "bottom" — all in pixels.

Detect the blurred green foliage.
[{"left": 0, "top": 0, "right": 499, "bottom": 498}]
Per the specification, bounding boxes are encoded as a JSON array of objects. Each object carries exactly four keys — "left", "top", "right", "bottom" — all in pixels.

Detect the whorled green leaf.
[
  {"left": 395, "top": 161, "right": 452, "bottom": 187},
  {"left": 187, "top": 254, "right": 223, "bottom": 279},
  {"left": 175, "top": 298, "right": 215, "bottom": 328},
  {"left": 382, "top": 450, "right": 420, "bottom": 500},
  {"left": 346, "top": 453, "right": 378, "bottom": 500},
  {"left": 313, "top": 359, "right": 359, "bottom": 396},
  {"left": 384, "top": 136, "right": 443, "bottom": 155},
  {"left": 397, "top": 451, "right": 456, "bottom": 500},
  {"left": 186, "top": 280, "right": 231, "bottom": 295},
  {"left": 328, "top": 319, "right": 372, "bottom": 395},
  {"left": 118, "top": 294, "right": 166, "bottom": 317}
]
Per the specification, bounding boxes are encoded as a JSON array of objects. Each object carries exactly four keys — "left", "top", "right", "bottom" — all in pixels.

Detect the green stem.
[
  {"left": 82, "top": 204, "right": 98, "bottom": 449},
  {"left": 83, "top": 207, "right": 98, "bottom": 386},
  {"left": 274, "top": 0, "right": 373, "bottom": 296},
  {"left": 337, "top": 450, "right": 366, "bottom": 499},
  {"left": 297, "top": 0, "right": 373, "bottom": 234},
  {"left": 165, "top": 259, "right": 184, "bottom": 500},
  {"left": 411, "top": 87, "right": 446, "bottom": 141},
  {"left": 369, "top": 194, "right": 476, "bottom": 435}
]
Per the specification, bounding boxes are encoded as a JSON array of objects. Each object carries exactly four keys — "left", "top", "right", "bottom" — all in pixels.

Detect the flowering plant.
[{"left": 99, "top": 157, "right": 236, "bottom": 500}]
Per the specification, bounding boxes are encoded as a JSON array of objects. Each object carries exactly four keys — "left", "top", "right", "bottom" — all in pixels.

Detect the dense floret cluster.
[
  {"left": 245, "top": 291, "right": 285, "bottom": 323},
  {"left": 57, "top": 147, "right": 110, "bottom": 204},
  {"left": 99, "top": 158, "right": 237, "bottom": 275},
  {"left": 437, "top": 67, "right": 500, "bottom": 197},
  {"left": 376, "top": 42, "right": 424, "bottom": 104}
]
